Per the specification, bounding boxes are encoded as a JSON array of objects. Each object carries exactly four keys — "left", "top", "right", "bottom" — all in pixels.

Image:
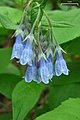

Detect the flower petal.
[{"left": 39, "top": 58, "right": 50, "bottom": 84}]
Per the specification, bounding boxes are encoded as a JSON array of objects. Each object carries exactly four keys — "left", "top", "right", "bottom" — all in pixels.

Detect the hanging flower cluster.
[{"left": 11, "top": 2, "right": 69, "bottom": 84}]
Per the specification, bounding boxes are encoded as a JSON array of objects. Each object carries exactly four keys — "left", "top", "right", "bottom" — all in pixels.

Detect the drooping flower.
[
  {"left": 39, "top": 58, "right": 50, "bottom": 84},
  {"left": 20, "top": 39, "right": 33, "bottom": 65},
  {"left": 55, "top": 51, "right": 69, "bottom": 76},
  {"left": 46, "top": 55, "right": 54, "bottom": 80},
  {"left": 11, "top": 34, "right": 24, "bottom": 60},
  {"left": 24, "top": 62, "right": 37, "bottom": 82}
]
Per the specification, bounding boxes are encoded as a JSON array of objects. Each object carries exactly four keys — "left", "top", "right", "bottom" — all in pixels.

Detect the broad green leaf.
[
  {"left": 52, "top": 62, "right": 80, "bottom": 85},
  {"left": 0, "top": 7, "right": 22, "bottom": 29},
  {"left": 0, "top": 7, "right": 22, "bottom": 24},
  {"left": 48, "top": 62, "right": 80, "bottom": 109},
  {"left": 14, "top": 0, "right": 27, "bottom": 5},
  {"left": 0, "top": 14, "right": 18, "bottom": 29},
  {"left": 0, "top": 73, "right": 21, "bottom": 99},
  {"left": 48, "top": 83, "right": 80, "bottom": 109},
  {"left": 0, "top": 0, "right": 14, "bottom": 6},
  {"left": 45, "top": 1, "right": 52, "bottom": 10},
  {"left": 36, "top": 98, "right": 80, "bottom": 120},
  {"left": 0, "top": 48, "right": 11, "bottom": 72},
  {"left": 0, "top": 63, "right": 20, "bottom": 76},
  {"left": 62, "top": 37, "right": 80, "bottom": 55},
  {"left": 42, "top": 9, "right": 80, "bottom": 44},
  {"left": 0, "top": 113, "right": 12, "bottom": 120},
  {"left": 0, "top": 28, "right": 9, "bottom": 36},
  {"left": 12, "top": 81, "right": 43, "bottom": 120},
  {"left": 0, "top": 28, "right": 9, "bottom": 45}
]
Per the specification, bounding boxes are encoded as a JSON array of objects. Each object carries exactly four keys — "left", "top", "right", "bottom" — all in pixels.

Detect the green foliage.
[
  {"left": 36, "top": 98, "right": 80, "bottom": 120},
  {"left": 48, "top": 62, "right": 80, "bottom": 109},
  {"left": 0, "top": 14, "right": 18, "bottom": 29},
  {"left": 14, "top": 0, "right": 27, "bottom": 5},
  {"left": 52, "top": 62, "right": 80, "bottom": 85},
  {"left": 42, "top": 8, "right": 80, "bottom": 44},
  {"left": 0, "top": 0, "right": 14, "bottom": 6},
  {"left": 2, "top": 63, "right": 21, "bottom": 75},
  {"left": 62, "top": 37, "right": 80, "bottom": 55},
  {"left": 0, "top": 7, "right": 22, "bottom": 29},
  {"left": 49, "top": 84, "right": 80, "bottom": 110},
  {"left": 0, "top": 113, "right": 12, "bottom": 120},
  {"left": 0, "top": 6, "right": 80, "bottom": 45},
  {"left": 30, "top": 0, "right": 48, "bottom": 26},
  {"left": 0, "top": 48, "right": 21, "bottom": 99},
  {"left": 40, "top": 0, "right": 48, "bottom": 9},
  {"left": 0, "top": 7, "right": 22, "bottom": 24},
  {"left": 0, "top": 74, "right": 21, "bottom": 99},
  {"left": 0, "top": 48, "right": 11, "bottom": 72},
  {"left": 12, "top": 81, "right": 43, "bottom": 120}
]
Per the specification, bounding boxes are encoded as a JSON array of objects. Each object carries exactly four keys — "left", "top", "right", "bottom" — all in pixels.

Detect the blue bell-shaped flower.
[
  {"left": 55, "top": 52, "right": 69, "bottom": 76},
  {"left": 24, "top": 62, "right": 37, "bottom": 82},
  {"left": 20, "top": 39, "right": 33, "bottom": 66},
  {"left": 11, "top": 34, "right": 24, "bottom": 60}
]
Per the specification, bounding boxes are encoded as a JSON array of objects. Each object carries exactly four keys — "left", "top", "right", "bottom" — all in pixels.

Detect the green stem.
[
  {"left": 19, "top": 0, "right": 33, "bottom": 27},
  {"left": 42, "top": 9, "right": 58, "bottom": 44},
  {"left": 30, "top": 7, "right": 41, "bottom": 34}
]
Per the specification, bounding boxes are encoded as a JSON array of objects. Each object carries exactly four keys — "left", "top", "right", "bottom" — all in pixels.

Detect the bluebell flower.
[
  {"left": 20, "top": 39, "right": 33, "bottom": 65},
  {"left": 46, "top": 55, "right": 54, "bottom": 80},
  {"left": 11, "top": 34, "right": 24, "bottom": 60},
  {"left": 39, "top": 58, "right": 50, "bottom": 84},
  {"left": 55, "top": 52, "right": 69, "bottom": 76},
  {"left": 24, "top": 62, "right": 37, "bottom": 83}
]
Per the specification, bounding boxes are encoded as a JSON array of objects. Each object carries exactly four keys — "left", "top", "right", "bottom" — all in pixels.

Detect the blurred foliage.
[{"left": 36, "top": 98, "right": 80, "bottom": 120}]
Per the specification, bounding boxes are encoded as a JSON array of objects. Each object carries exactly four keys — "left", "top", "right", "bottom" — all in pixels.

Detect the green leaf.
[
  {"left": 0, "top": 14, "right": 18, "bottom": 29},
  {"left": 0, "top": 0, "right": 14, "bottom": 6},
  {"left": 0, "top": 48, "right": 20, "bottom": 75},
  {"left": 0, "top": 7, "right": 22, "bottom": 29},
  {"left": 0, "top": 48, "right": 11, "bottom": 72},
  {"left": 48, "top": 62, "right": 80, "bottom": 109},
  {"left": 52, "top": 62, "right": 80, "bottom": 85},
  {"left": 12, "top": 81, "right": 43, "bottom": 120},
  {"left": 0, "top": 7, "right": 22, "bottom": 24},
  {"left": 0, "top": 28, "right": 9, "bottom": 36},
  {"left": 14, "top": 0, "right": 27, "bottom": 5},
  {"left": 48, "top": 83, "right": 80, "bottom": 109},
  {"left": 62, "top": 37, "right": 80, "bottom": 55},
  {"left": 0, "top": 113, "right": 12, "bottom": 120},
  {"left": 42, "top": 9, "right": 80, "bottom": 44},
  {"left": 0, "top": 63, "right": 20, "bottom": 76},
  {"left": 36, "top": 98, "right": 80, "bottom": 120},
  {"left": 0, "top": 74, "right": 21, "bottom": 99}
]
